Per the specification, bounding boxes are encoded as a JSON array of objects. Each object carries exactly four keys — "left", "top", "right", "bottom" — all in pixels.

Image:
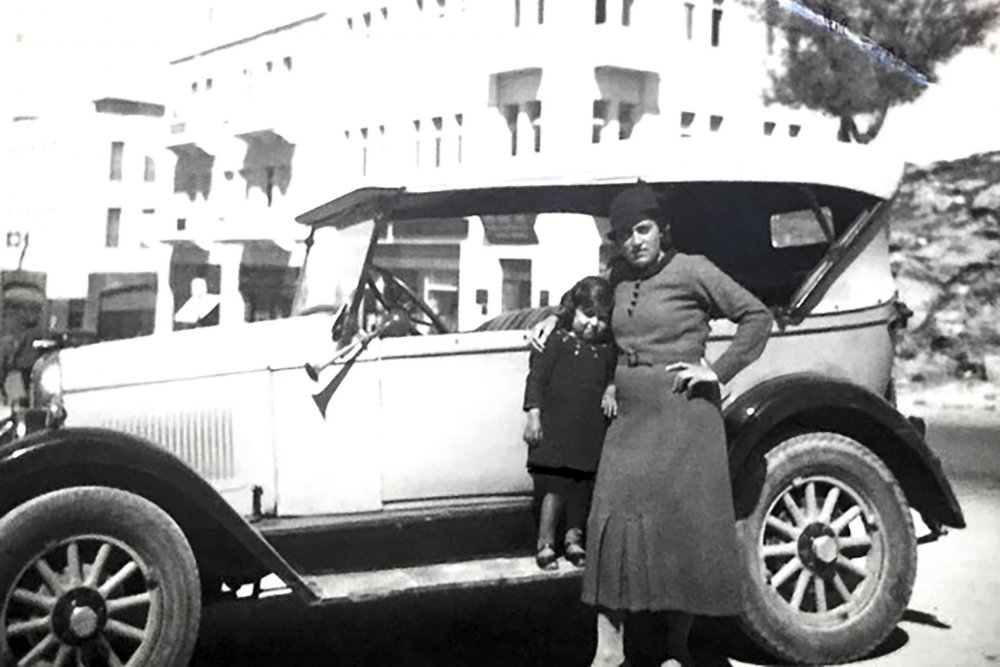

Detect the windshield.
[{"left": 291, "top": 220, "right": 376, "bottom": 316}]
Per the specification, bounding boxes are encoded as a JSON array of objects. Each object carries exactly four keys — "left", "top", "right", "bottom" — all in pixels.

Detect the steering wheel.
[{"left": 366, "top": 266, "right": 450, "bottom": 335}]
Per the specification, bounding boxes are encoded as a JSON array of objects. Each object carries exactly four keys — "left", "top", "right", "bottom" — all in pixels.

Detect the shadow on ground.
[{"left": 193, "top": 581, "right": 913, "bottom": 666}]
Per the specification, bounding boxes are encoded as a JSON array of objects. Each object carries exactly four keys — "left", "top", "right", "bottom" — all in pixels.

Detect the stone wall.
[{"left": 889, "top": 151, "right": 1000, "bottom": 386}]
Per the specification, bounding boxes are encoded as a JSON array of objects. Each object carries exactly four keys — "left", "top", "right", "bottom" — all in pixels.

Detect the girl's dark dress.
[
  {"left": 581, "top": 252, "right": 772, "bottom": 615},
  {"left": 523, "top": 329, "right": 616, "bottom": 475}
]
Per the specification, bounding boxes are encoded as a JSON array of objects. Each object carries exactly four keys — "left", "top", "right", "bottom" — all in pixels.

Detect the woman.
[{"left": 534, "top": 184, "right": 773, "bottom": 666}]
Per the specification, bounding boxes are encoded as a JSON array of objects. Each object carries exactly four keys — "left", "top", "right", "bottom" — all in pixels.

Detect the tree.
[{"left": 756, "top": 0, "right": 1000, "bottom": 143}]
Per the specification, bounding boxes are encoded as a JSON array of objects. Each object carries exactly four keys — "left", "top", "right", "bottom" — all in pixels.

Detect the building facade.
[
  {"left": 2, "top": 98, "right": 175, "bottom": 343},
  {"left": 2, "top": 0, "right": 837, "bottom": 349}
]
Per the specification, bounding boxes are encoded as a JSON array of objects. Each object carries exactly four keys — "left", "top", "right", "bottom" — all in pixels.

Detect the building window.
[
  {"left": 622, "top": 0, "right": 633, "bottom": 26},
  {"left": 347, "top": 17, "right": 354, "bottom": 30},
  {"left": 766, "top": 21, "right": 775, "bottom": 54},
  {"left": 684, "top": 2, "right": 694, "bottom": 39},
  {"left": 500, "top": 259, "right": 532, "bottom": 312},
  {"left": 526, "top": 101, "right": 542, "bottom": 153},
  {"left": 106, "top": 208, "right": 121, "bottom": 248},
  {"left": 504, "top": 104, "right": 519, "bottom": 156},
  {"left": 191, "top": 81, "right": 198, "bottom": 93},
  {"left": 514, "top": 0, "right": 521, "bottom": 26},
  {"left": 265, "top": 166, "right": 277, "bottom": 205},
  {"left": 377, "top": 125, "right": 386, "bottom": 171},
  {"left": 413, "top": 120, "right": 422, "bottom": 166},
  {"left": 711, "top": 2, "right": 723, "bottom": 46},
  {"left": 455, "top": 113, "right": 464, "bottom": 163},
  {"left": 432, "top": 117, "right": 443, "bottom": 167},
  {"left": 595, "top": 0, "right": 606, "bottom": 24},
  {"left": 144, "top": 156, "right": 156, "bottom": 182},
  {"left": 206, "top": 78, "right": 213, "bottom": 91},
  {"left": 266, "top": 60, "right": 274, "bottom": 72},
  {"left": 763, "top": 121, "right": 776, "bottom": 136},
  {"left": 593, "top": 99, "right": 609, "bottom": 143},
  {"left": 360, "top": 128, "right": 369, "bottom": 176},
  {"left": 283, "top": 56, "right": 293, "bottom": 70},
  {"left": 537, "top": 0, "right": 544, "bottom": 24},
  {"left": 177, "top": 218, "right": 187, "bottom": 231},
  {"left": 680, "top": 111, "right": 695, "bottom": 130},
  {"left": 789, "top": 124, "right": 802, "bottom": 137},
  {"left": 710, "top": 115, "right": 724, "bottom": 132},
  {"left": 381, "top": 7, "right": 389, "bottom": 20},
  {"left": 109, "top": 141, "right": 124, "bottom": 181},
  {"left": 67, "top": 299, "right": 86, "bottom": 330},
  {"left": 619, "top": 102, "right": 637, "bottom": 140}
]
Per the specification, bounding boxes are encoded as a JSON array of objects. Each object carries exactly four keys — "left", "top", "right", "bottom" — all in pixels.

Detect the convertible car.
[{"left": 0, "top": 145, "right": 963, "bottom": 666}]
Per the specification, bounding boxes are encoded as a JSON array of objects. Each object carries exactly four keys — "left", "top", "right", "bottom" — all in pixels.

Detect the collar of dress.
[{"left": 633, "top": 248, "right": 678, "bottom": 281}]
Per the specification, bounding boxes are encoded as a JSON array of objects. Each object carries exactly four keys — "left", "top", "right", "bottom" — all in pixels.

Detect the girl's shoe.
[
  {"left": 564, "top": 541, "right": 586, "bottom": 567},
  {"left": 536, "top": 544, "right": 559, "bottom": 570}
]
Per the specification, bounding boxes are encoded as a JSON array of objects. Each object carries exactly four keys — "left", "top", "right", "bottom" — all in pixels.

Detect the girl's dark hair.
[{"left": 557, "top": 276, "right": 614, "bottom": 332}]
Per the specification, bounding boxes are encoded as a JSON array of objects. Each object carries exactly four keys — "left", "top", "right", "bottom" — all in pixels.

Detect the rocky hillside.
[{"left": 888, "top": 150, "right": 1000, "bottom": 388}]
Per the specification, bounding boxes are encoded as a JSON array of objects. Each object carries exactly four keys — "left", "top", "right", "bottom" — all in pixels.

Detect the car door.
[
  {"left": 373, "top": 329, "right": 533, "bottom": 503},
  {"left": 267, "top": 314, "right": 386, "bottom": 517}
]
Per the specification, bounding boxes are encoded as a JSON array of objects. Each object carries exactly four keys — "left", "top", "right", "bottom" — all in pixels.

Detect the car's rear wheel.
[
  {"left": 736, "top": 432, "right": 916, "bottom": 664},
  {"left": 0, "top": 486, "right": 201, "bottom": 667}
]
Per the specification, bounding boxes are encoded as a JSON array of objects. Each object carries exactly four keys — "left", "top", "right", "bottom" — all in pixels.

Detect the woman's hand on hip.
[{"left": 665, "top": 362, "right": 719, "bottom": 397}]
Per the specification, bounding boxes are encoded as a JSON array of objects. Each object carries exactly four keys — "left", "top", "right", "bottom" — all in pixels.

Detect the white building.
[
  {"left": 160, "top": 0, "right": 837, "bottom": 332},
  {"left": 1, "top": 98, "right": 174, "bottom": 341},
  {"left": 4, "top": 0, "right": 839, "bottom": 341}
]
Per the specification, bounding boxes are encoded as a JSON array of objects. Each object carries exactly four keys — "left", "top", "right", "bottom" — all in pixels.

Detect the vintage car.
[{"left": 0, "top": 144, "right": 964, "bottom": 666}]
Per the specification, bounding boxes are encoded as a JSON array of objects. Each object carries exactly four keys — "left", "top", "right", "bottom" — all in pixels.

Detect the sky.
[{"left": 2, "top": 0, "right": 999, "bottom": 164}]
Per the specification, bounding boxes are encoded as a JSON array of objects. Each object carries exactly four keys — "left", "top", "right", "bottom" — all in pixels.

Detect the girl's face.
[
  {"left": 618, "top": 218, "right": 667, "bottom": 269},
  {"left": 571, "top": 308, "right": 608, "bottom": 341}
]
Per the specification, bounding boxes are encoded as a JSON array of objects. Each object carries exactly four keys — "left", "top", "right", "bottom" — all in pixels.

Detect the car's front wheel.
[
  {"left": 0, "top": 486, "right": 201, "bottom": 667},
  {"left": 736, "top": 432, "right": 917, "bottom": 664}
]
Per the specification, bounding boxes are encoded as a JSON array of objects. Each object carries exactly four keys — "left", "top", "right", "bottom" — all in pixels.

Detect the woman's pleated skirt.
[{"left": 581, "top": 365, "right": 743, "bottom": 615}]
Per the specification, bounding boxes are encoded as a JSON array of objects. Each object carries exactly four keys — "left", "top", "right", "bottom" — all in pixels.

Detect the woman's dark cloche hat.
[{"left": 607, "top": 184, "right": 664, "bottom": 240}]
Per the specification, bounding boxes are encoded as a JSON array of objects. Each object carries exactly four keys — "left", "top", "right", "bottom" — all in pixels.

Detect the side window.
[{"left": 769, "top": 207, "right": 832, "bottom": 248}]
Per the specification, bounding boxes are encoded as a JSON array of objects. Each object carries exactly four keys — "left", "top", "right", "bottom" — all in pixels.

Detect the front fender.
[
  {"left": 724, "top": 374, "right": 965, "bottom": 529},
  {"left": 0, "top": 426, "right": 317, "bottom": 602}
]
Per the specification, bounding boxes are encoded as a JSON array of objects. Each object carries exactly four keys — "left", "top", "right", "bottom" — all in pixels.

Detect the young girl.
[{"left": 523, "top": 276, "right": 617, "bottom": 570}]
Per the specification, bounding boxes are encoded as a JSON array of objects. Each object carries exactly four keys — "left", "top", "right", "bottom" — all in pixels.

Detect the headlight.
[{"left": 31, "top": 352, "right": 63, "bottom": 407}]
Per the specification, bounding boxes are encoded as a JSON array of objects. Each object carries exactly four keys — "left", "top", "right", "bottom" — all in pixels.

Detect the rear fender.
[
  {"left": 724, "top": 374, "right": 965, "bottom": 529},
  {"left": 0, "top": 426, "right": 318, "bottom": 602}
]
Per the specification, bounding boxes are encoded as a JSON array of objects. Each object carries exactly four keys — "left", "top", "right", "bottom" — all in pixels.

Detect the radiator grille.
[{"left": 102, "top": 410, "right": 237, "bottom": 481}]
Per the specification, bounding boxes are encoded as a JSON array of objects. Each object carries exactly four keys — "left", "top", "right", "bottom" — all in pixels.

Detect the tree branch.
[{"left": 848, "top": 101, "right": 890, "bottom": 143}]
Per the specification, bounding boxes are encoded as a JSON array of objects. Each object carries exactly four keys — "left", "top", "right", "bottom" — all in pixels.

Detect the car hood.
[{"left": 59, "top": 315, "right": 338, "bottom": 393}]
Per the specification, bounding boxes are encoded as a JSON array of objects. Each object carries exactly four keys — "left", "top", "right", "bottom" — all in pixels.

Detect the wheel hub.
[
  {"left": 70, "top": 606, "right": 99, "bottom": 638},
  {"left": 812, "top": 535, "right": 838, "bottom": 564},
  {"left": 798, "top": 523, "right": 839, "bottom": 573},
  {"left": 52, "top": 588, "right": 108, "bottom": 645}
]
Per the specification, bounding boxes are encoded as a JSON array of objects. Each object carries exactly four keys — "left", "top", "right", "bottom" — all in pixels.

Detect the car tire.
[
  {"left": 736, "top": 432, "right": 916, "bottom": 664},
  {"left": 0, "top": 486, "right": 201, "bottom": 667}
]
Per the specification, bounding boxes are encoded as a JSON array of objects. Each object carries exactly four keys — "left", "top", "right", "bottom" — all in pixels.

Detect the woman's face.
[{"left": 617, "top": 219, "right": 665, "bottom": 269}]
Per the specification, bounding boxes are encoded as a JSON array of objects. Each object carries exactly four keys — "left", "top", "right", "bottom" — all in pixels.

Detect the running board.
[{"left": 302, "top": 555, "right": 582, "bottom": 605}]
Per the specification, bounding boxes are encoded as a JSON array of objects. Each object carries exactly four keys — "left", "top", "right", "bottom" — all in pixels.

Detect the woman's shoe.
[
  {"left": 536, "top": 544, "right": 559, "bottom": 570},
  {"left": 564, "top": 540, "right": 586, "bottom": 567}
]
